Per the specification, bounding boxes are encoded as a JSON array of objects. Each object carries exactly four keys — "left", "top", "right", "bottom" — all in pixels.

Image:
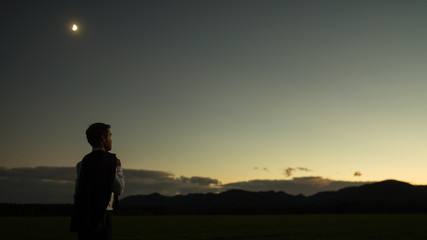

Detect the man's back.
[{"left": 70, "top": 151, "right": 116, "bottom": 232}]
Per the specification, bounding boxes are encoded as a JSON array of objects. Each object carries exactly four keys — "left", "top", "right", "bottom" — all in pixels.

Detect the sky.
[{"left": 2, "top": 0, "right": 427, "bottom": 202}]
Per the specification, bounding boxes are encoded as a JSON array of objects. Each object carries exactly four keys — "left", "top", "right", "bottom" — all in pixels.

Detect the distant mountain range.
[
  {"left": 3, "top": 180, "right": 427, "bottom": 216},
  {"left": 119, "top": 180, "right": 427, "bottom": 214}
]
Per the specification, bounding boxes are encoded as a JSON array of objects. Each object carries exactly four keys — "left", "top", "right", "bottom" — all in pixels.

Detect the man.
[{"left": 71, "top": 123, "right": 125, "bottom": 240}]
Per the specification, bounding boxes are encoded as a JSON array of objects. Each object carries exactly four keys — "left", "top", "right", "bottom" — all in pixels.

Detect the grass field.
[{"left": 1, "top": 214, "right": 427, "bottom": 240}]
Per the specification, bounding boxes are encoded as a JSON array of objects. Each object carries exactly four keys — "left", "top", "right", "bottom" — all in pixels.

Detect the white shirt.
[{"left": 74, "top": 149, "right": 125, "bottom": 211}]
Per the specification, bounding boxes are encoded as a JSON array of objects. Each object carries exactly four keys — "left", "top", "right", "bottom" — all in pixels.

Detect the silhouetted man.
[{"left": 71, "top": 123, "right": 125, "bottom": 240}]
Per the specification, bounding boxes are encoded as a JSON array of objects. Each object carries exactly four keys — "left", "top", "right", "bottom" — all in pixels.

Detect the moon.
[{"left": 72, "top": 24, "right": 78, "bottom": 32}]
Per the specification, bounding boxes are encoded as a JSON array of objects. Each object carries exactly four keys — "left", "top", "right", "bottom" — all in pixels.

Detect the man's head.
[{"left": 86, "top": 122, "right": 112, "bottom": 151}]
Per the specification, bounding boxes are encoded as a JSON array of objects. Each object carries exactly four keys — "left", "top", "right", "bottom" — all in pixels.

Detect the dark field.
[{"left": 2, "top": 214, "right": 427, "bottom": 240}]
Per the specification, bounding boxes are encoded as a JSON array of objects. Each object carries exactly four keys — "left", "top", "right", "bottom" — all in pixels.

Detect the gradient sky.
[{"left": 2, "top": 0, "right": 427, "bottom": 186}]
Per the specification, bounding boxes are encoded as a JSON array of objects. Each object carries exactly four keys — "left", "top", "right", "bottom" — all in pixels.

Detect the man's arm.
[
  {"left": 73, "top": 161, "right": 83, "bottom": 198},
  {"left": 113, "top": 158, "right": 125, "bottom": 195}
]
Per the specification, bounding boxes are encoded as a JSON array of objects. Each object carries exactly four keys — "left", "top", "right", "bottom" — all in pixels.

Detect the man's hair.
[{"left": 86, "top": 122, "right": 111, "bottom": 148}]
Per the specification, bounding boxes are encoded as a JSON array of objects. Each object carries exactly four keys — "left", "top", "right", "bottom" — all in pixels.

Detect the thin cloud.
[
  {"left": 254, "top": 167, "right": 270, "bottom": 172},
  {"left": 178, "top": 176, "right": 221, "bottom": 186},
  {"left": 283, "top": 167, "right": 311, "bottom": 177},
  {"left": 292, "top": 176, "right": 331, "bottom": 188},
  {"left": 222, "top": 177, "right": 371, "bottom": 196},
  {"left": 284, "top": 168, "right": 295, "bottom": 177}
]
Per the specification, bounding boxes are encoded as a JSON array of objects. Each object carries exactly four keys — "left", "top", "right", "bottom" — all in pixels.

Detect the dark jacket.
[{"left": 70, "top": 151, "right": 117, "bottom": 232}]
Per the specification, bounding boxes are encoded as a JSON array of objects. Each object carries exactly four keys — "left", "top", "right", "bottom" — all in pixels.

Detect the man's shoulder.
[
  {"left": 81, "top": 151, "right": 116, "bottom": 166},
  {"left": 98, "top": 151, "right": 116, "bottom": 159},
  {"left": 83, "top": 150, "right": 115, "bottom": 158}
]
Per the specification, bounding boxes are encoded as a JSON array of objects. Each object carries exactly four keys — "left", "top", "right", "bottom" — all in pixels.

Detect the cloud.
[
  {"left": 109, "top": 169, "right": 221, "bottom": 197},
  {"left": 283, "top": 167, "right": 311, "bottom": 177},
  {"left": 222, "top": 177, "right": 371, "bottom": 196},
  {"left": 292, "top": 176, "right": 331, "bottom": 188},
  {"left": 0, "top": 166, "right": 221, "bottom": 203},
  {"left": 0, "top": 167, "right": 76, "bottom": 204},
  {"left": 254, "top": 167, "right": 269, "bottom": 172},
  {"left": 0, "top": 166, "right": 372, "bottom": 203},
  {"left": 284, "top": 168, "right": 295, "bottom": 177},
  {"left": 354, "top": 171, "right": 362, "bottom": 177},
  {"left": 188, "top": 176, "right": 221, "bottom": 186}
]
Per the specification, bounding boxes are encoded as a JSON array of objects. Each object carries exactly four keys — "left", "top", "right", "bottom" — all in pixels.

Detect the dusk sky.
[{"left": 2, "top": 0, "right": 427, "bottom": 200}]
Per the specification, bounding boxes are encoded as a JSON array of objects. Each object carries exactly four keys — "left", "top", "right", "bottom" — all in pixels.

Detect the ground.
[{"left": 2, "top": 214, "right": 427, "bottom": 240}]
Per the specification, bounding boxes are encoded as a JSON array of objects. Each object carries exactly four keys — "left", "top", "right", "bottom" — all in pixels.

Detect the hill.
[
  {"left": 119, "top": 180, "right": 427, "bottom": 214},
  {"left": 3, "top": 180, "right": 427, "bottom": 216}
]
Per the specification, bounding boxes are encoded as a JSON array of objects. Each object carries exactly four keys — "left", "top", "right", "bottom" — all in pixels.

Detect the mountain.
[
  {"left": 310, "top": 180, "right": 427, "bottom": 203},
  {"left": 304, "top": 180, "right": 427, "bottom": 213},
  {"left": 119, "top": 189, "right": 305, "bottom": 214},
  {"left": 3, "top": 180, "right": 427, "bottom": 216},
  {"left": 119, "top": 180, "right": 427, "bottom": 214}
]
